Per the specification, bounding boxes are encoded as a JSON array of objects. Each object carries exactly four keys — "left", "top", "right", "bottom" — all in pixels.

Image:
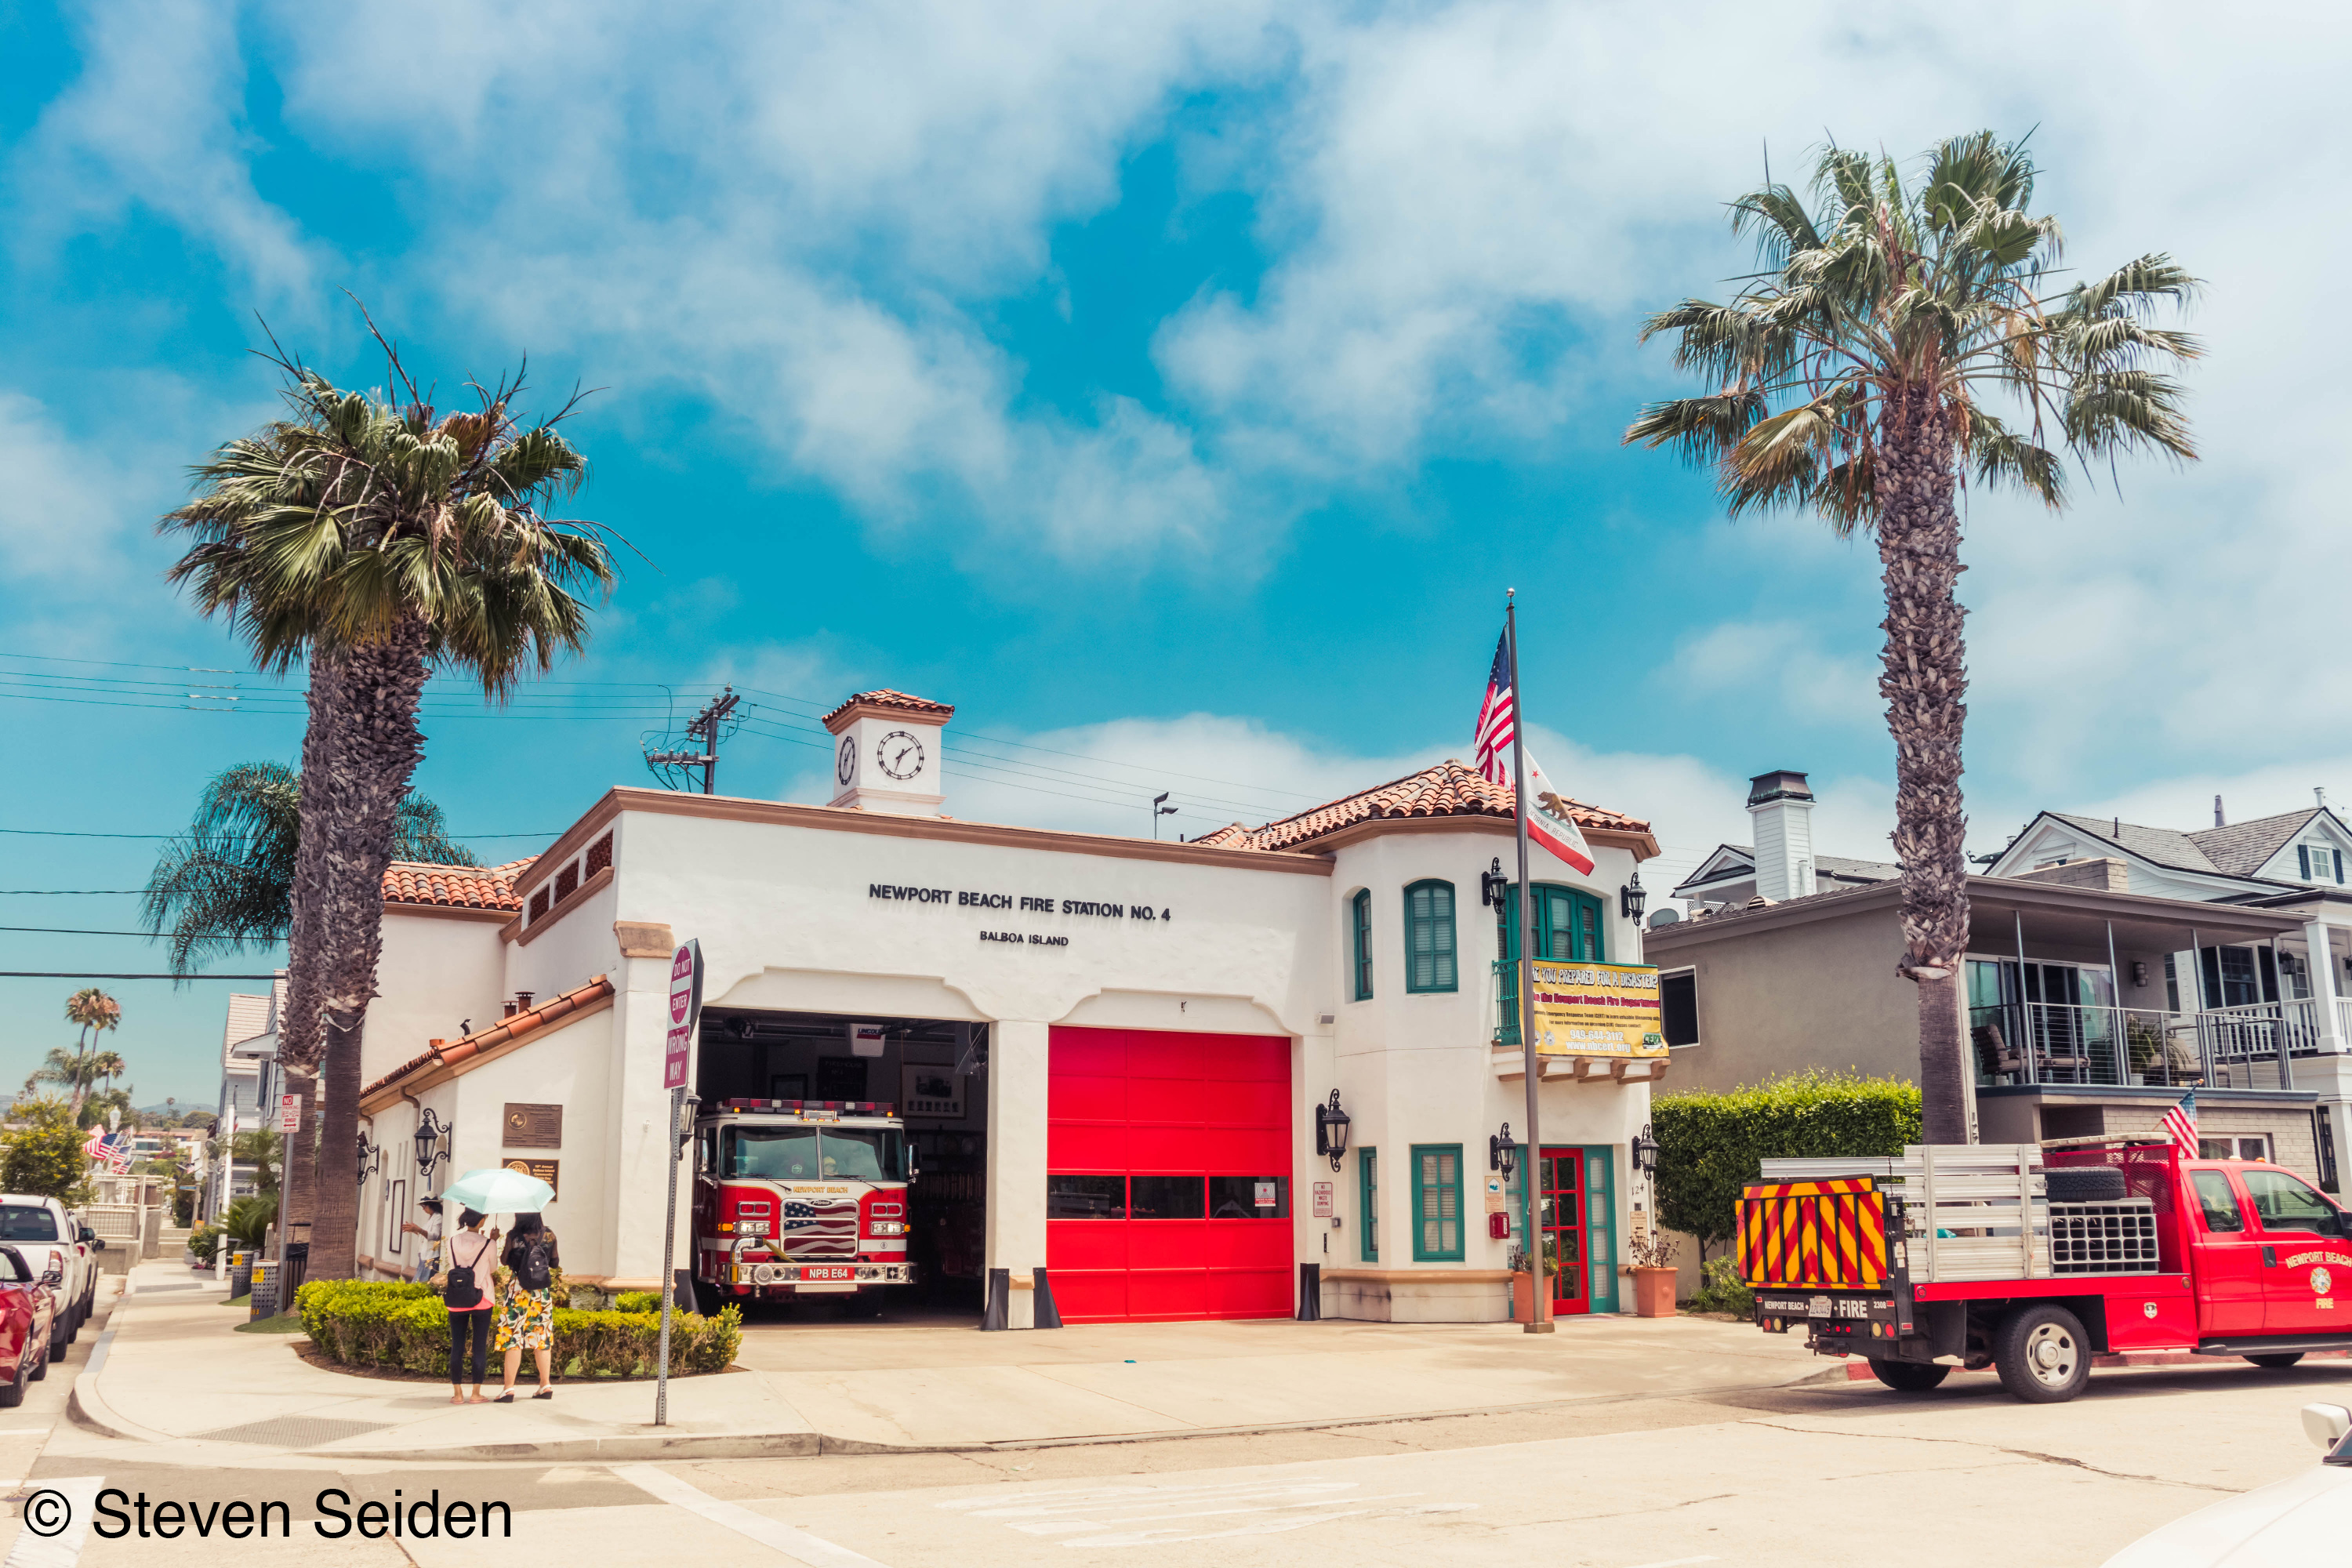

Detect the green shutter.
[
  {"left": 1405, "top": 880, "right": 1457, "bottom": 993},
  {"left": 1359, "top": 1148, "right": 1378, "bottom": 1261},
  {"left": 1411, "top": 1144, "right": 1463, "bottom": 1261},
  {"left": 1352, "top": 889, "right": 1373, "bottom": 1000}
]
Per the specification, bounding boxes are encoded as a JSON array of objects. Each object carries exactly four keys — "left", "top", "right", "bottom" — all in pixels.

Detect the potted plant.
[
  {"left": 1510, "top": 1235, "right": 1561, "bottom": 1320},
  {"left": 1625, "top": 1225, "right": 1679, "bottom": 1317}
]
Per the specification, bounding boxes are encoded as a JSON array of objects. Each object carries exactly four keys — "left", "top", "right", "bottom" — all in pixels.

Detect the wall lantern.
[
  {"left": 413, "top": 1108, "right": 453, "bottom": 1180},
  {"left": 1632, "top": 1122, "right": 1661, "bottom": 1178},
  {"left": 1490, "top": 1122, "right": 1518, "bottom": 1179},
  {"left": 1479, "top": 857, "right": 1508, "bottom": 909},
  {"left": 2129, "top": 960, "right": 2149, "bottom": 987},
  {"left": 355, "top": 1131, "right": 382, "bottom": 1189},
  {"left": 1621, "top": 872, "right": 1647, "bottom": 924},
  {"left": 1314, "top": 1091, "right": 1352, "bottom": 1171}
]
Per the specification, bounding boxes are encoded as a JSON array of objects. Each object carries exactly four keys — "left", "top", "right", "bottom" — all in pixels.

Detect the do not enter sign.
[{"left": 666, "top": 939, "right": 702, "bottom": 1090}]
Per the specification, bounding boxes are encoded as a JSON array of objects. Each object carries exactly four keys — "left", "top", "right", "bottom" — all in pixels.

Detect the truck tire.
[
  {"left": 27, "top": 1334, "right": 47, "bottom": 1382},
  {"left": 1869, "top": 1359, "right": 1951, "bottom": 1392},
  {"left": 2045, "top": 1167, "right": 2127, "bottom": 1203},
  {"left": 1994, "top": 1303, "right": 2091, "bottom": 1403},
  {"left": 2245, "top": 1352, "right": 2305, "bottom": 1369}
]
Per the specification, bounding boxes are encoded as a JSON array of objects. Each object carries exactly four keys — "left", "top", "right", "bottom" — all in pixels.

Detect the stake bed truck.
[{"left": 1739, "top": 1138, "right": 2352, "bottom": 1402}]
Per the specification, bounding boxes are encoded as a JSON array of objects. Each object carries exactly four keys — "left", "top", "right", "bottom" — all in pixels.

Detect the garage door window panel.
[
  {"left": 1208, "top": 1176, "right": 1289, "bottom": 1218},
  {"left": 1131, "top": 1176, "right": 1207, "bottom": 1219}
]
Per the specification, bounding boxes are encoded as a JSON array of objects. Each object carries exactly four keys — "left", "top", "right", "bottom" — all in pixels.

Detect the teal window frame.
[
  {"left": 1359, "top": 1148, "right": 1379, "bottom": 1261},
  {"left": 1351, "top": 889, "right": 1374, "bottom": 1001},
  {"left": 1500, "top": 883, "right": 1605, "bottom": 963},
  {"left": 1404, "top": 880, "right": 1459, "bottom": 993},
  {"left": 1410, "top": 1143, "right": 1464, "bottom": 1261}
]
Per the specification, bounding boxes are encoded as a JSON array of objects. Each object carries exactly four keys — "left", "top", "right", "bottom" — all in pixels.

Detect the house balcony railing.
[{"left": 1974, "top": 998, "right": 2349, "bottom": 1092}]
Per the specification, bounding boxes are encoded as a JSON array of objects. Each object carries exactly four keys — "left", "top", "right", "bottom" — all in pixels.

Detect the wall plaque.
[
  {"left": 502, "top": 1157, "right": 558, "bottom": 1198},
  {"left": 503, "top": 1102, "right": 563, "bottom": 1149}
]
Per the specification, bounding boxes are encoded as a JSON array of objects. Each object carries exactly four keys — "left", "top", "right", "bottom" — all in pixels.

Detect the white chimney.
[
  {"left": 1748, "top": 769, "right": 1817, "bottom": 902},
  {"left": 822, "top": 690, "right": 954, "bottom": 817}
]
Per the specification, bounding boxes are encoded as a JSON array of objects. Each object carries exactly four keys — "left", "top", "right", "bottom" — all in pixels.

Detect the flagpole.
[{"left": 1506, "top": 591, "right": 1552, "bottom": 1334}]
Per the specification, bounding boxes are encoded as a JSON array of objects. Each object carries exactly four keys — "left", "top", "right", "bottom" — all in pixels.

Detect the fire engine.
[
  {"left": 1740, "top": 1137, "right": 2352, "bottom": 1402},
  {"left": 689, "top": 1098, "right": 916, "bottom": 1312}
]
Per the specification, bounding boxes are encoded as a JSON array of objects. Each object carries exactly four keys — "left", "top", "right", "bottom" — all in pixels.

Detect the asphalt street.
[{"left": 13, "top": 1294, "right": 2351, "bottom": 1567}]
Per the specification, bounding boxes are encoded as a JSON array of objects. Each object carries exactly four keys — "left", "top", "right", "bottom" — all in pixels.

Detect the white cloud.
[
  {"left": 0, "top": 391, "right": 125, "bottom": 582},
  {"left": 1666, "top": 620, "right": 1878, "bottom": 730}
]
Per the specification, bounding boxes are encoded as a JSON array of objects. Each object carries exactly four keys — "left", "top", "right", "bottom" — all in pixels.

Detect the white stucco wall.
[{"left": 370, "top": 911, "right": 508, "bottom": 1083}]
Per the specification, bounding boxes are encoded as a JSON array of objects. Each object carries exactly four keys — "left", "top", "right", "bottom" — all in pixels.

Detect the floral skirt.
[{"left": 494, "top": 1286, "right": 554, "bottom": 1352}]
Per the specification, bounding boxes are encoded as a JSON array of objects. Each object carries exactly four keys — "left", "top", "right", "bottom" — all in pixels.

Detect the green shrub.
[
  {"left": 1653, "top": 1068, "right": 1922, "bottom": 1258},
  {"left": 613, "top": 1290, "right": 661, "bottom": 1314},
  {"left": 223, "top": 1195, "right": 276, "bottom": 1250},
  {"left": 0, "top": 1099, "right": 93, "bottom": 1206},
  {"left": 1689, "top": 1256, "right": 1755, "bottom": 1316},
  {"left": 294, "top": 1279, "right": 742, "bottom": 1377},
  {"left": 187, "top": 1222, "right": 222, "bottom": 1266}
]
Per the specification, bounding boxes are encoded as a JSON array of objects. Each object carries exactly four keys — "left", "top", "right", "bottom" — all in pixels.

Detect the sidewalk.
[{"left": 76, "top": 1261, "right": 1831, "bottom": 1461}]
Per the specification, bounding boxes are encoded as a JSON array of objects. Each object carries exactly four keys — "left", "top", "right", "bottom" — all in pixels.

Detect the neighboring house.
[
  {"left": 213, "top": 976, "right": 285, "bottom": 1213},
  {"left": 1646, "top": 773, "right": 2333, "bottom": 1194},
  {"left": 1671, "top": 771, "right": 1901, "bottom": 911}
]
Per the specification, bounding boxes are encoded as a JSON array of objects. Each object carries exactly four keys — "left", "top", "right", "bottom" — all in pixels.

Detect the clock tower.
[{"left": 822, "top": 689, "right": 954, "bottom": 817}]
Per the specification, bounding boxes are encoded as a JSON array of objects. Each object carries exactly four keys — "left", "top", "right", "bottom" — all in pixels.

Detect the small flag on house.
[
  {"left": 2161, "top": 1089, "right": 2198, "bottom": 1155},
  {"left": 80, "top": 1127, "right": 110, "bottom": 1162}
]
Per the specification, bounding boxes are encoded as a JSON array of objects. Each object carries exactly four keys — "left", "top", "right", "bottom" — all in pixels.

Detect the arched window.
[
  {"left": 1351, "top": 888, "right": 1374, "bottom": 1001},
  {"left": 1499, "top": 884, "right": 1606, "bottom": 964},
  {"left": 1403, "top": 880, "right": 1458, "bottom": 993}
]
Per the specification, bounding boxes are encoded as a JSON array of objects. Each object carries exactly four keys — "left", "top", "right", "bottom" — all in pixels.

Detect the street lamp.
[
  {"left": 412, "top": 1109, "right": 452, "bottom": 1181},
  {"left": 1620, "top": 872, "right": 1646, "bottom": 924},
  {"left": 1489, "top": 1122, "right": 1517, "bottom": 1179},
  {"left": 1631, "top": 1122, "right": 1661, "bottom": 1178},
  {"left": 1314, "top": 1091, "right": 1352, "bottom": 1171}
]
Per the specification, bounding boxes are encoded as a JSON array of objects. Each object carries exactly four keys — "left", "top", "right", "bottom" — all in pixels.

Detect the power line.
[
  {"left": 0, "top": 971, "right": 281, "bottom": 980},
  {"left": 0, "top": 890, "right": 147, "bottom": 895},
  {"left": 0, "top": 926, "right": 283, "bottom": 938}
]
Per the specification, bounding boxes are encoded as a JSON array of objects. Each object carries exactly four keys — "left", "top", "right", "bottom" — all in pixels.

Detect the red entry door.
[
  {"left": 2187, "top": 1167, "right": 2264, "bottom": 1335},
  {"left": 1044, "top": 1027, "right": 1293, "bottom": 1323},
  {"left": 1540, "top": 1149, "right": 1588, "bottom": 1317}
]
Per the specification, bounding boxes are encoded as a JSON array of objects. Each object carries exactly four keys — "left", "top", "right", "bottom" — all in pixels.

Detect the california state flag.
[{"left": 1520, "top": 749, "right": 1596, "bottom": 877}]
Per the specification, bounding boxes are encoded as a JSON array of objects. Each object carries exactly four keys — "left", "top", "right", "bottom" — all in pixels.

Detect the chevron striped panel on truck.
[{"left": 1737, "top": 1177, "right": 1888, "bottom": 1289}]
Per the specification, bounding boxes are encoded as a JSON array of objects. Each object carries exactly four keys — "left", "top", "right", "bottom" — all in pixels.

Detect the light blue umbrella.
[{"left": 439, "top": 1167, "right": 555, "bottom": 1214}]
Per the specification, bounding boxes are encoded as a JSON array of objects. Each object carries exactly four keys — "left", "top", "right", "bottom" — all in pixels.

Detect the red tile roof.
[
  {"left": 382, "top": 858, "right": 534, "bottom": 912},
  {"left": 361, "top": 973, "right": 615, "bottom": 1101},
  {"left": 821, "top": 688, "right": 956, "bottom": 730},
  {"left": 1221, "top": 759, "right": 1652, "bottom": 853}
]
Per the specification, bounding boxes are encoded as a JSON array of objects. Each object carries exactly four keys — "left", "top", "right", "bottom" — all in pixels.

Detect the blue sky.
[{"left": 3, "top": 1, "right": 2345, "bottom": 1105}]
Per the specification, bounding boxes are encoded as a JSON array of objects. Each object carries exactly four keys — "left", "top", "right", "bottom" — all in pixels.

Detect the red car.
[{"left": 0, "top": 1244, "right": 58, "bottom": 1407}]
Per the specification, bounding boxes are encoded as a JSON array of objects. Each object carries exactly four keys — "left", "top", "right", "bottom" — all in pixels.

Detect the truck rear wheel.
[
  {"left": 2245, "top": 1352, "right": 2305, "bottom": 1369},
  {"left": 1994, "top": 1304, "right": 2090, "bottom": 1403},
  {"left": 1868, "top": 1359, "right": 1950, "bottom": 1392}
]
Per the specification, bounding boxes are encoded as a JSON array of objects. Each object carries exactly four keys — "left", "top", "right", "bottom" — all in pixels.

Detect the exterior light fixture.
[
  {"left": 1621, "top": 872, "right": 1647, "bottom": 924},
  {"left": 355, "top": 1131, "right": 381, "bottom": 1189},
  {"left": 1490, "top": 1123, "right": 1518, "bottom": 1179},
  {"left": 1479, "top": 857, "right": 1508, "bottom": 909},
  {"left": 1314, "top": 1091, "right": 1352, "bottom": 1171},
  {"left": 1632, "top": 1122, "right": 1661, "bottom": 1178},
  {"left": 2130, "top": 960, "right": 2149, "bottom": 987},
  {"left": 413, "top": 1108, "right": 452, "bottom": 1180}
]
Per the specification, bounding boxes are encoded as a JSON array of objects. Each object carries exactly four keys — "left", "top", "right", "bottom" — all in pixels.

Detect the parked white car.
[
  {"left": 2102, "top": 1403, "right": 2352, "bottom": 1565},
  {"left": 0, "top": 1196, "right": 100, "bottom": 1347}
]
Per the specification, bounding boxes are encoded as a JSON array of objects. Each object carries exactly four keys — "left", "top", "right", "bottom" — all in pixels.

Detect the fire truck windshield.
[{"left": 725, "top": 1125, "right": 905, "bottom": 1181}]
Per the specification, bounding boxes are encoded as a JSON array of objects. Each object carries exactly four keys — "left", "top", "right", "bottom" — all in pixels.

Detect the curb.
[{"left": 69, "top": 1276, "right": 180, "bottom": 1446}]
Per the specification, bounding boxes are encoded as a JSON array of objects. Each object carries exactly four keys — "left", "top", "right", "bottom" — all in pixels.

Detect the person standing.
[
  {"left": 495, "top": 1211, "right": 560, "bottom": 1401},
  {"left": 437, "top": 1207, "right": 495, "bottom": 1404},
  {"left": 402, "top": 1198, "right": 444, "bottom": 1284}
]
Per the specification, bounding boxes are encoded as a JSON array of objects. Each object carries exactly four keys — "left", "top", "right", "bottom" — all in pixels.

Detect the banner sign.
[
  {"left": 665, "top": 939, "right": 703, "bottom": 1090},
  {"left": 1527, "top": 961, "right": 1666, "bottom": 1057}
]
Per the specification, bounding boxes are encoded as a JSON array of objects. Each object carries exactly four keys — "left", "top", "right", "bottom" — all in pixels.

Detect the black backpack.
[
  {"left": 442, "top": 1233, "right": 486, "bottom": 1309},
  {"left": 518, "top": 1236, "right": 553, "bottom": 1291}
]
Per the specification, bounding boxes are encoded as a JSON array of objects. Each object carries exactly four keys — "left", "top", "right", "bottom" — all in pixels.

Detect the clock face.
[
  {"left": 877, "top": 729, "right": 925, "bottom": 781},
  {"left": 836, "top": 735, "right": 856, "bottom": 786}
]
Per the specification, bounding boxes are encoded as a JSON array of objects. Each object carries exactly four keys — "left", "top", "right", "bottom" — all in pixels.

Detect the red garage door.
[{"left": 1045, "top": 1026, "right": 1294, "bottom": 1323}]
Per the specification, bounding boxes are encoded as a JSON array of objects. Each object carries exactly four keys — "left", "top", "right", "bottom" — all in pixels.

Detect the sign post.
[{"left": 655, "top": 939, "right": 702, "bottom": 1427}]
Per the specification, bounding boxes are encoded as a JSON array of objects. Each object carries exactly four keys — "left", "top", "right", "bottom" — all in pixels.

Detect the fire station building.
[{"left": 354, "top": 689, "right": 1664, "bottom": 1326}]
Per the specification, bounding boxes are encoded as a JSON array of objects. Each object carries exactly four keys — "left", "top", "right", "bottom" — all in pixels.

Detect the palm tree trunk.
[
  {"left": 307, "top": 618, "right": 433, "bottom": 1281},
  {"left": 1875, "top": 384, "right": 1973, "bottom": 1145}
]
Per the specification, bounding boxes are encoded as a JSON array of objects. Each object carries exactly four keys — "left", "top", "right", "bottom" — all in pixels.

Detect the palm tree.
[
  {"left": 53, "top": 989, "right": 122, "bottom": 1117},
  {"left": 24, "top": 1047, "right": 102, "bottom": 1110},
  {"left": 159, "top": 325, "right": 615, "bottom": 1279},
  {"left": 1624, "top": 132, "right": 2200, "bottom": 1142},
  {"left": 141, "top": 760, "right": 477, "bottom": 976}
]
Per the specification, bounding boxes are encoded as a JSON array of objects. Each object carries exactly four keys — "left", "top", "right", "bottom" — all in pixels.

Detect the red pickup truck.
[{"left": 1740, "top": 1138, "right": 2352, "bottom": 1403}]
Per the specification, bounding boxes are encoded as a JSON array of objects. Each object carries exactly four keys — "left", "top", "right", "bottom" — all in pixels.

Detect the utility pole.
[{"left": 647, "top": 687, "right": 740, "bottom": 795}]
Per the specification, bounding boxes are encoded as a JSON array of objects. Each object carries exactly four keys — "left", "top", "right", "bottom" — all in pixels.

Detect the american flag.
[
  {"left": 1473, "top": 626, "right": 1596, "bottom": 877},
  {"left": 779, "top": 1197, "right": 859, "bottom": 1258},
  {"left": 2161, "top": 1090, "right": 2198, "bottom": 1155}
]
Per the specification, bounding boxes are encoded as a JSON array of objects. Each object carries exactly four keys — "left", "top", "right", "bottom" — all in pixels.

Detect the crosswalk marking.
[
  {"left": 3, "top": 1476, "right": 103, "bottom": 1568},
  {"left": 611, "top": 1465, "right": 887, "bottom": 1568}
]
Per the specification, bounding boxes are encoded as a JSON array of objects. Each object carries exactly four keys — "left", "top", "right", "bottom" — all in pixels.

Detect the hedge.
[
  {"left": 1652, "top": 1069, "right": 1922, "bottom": 1255},
  {"left": 294, "top": 1280, "right": 742, "bottom": 1378}
]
